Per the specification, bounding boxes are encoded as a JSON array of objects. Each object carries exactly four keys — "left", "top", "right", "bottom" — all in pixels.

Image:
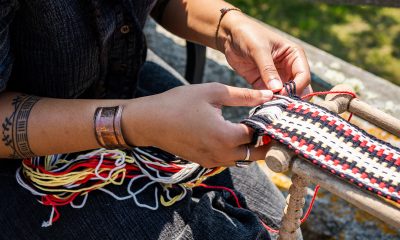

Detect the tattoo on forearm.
[{"left": 2, "top": 95, "right": 41, "bottom": 158}]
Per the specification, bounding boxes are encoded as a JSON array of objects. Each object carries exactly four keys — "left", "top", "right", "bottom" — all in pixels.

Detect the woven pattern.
[{"left": 242, "top": 96, "right": 400, "bottom": 203}]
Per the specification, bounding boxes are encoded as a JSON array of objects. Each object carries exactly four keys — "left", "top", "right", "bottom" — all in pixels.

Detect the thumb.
[
  {"left": 253, "top": 51, "right": 283, "bottom": 92},
  {"left": 211, "top": 84, "right": 273, "bottom": 107}
]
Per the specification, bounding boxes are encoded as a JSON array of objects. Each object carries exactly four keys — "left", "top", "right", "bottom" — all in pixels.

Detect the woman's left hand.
[{"left": 218, "top": 12, "right": 312, "bottom": 95}]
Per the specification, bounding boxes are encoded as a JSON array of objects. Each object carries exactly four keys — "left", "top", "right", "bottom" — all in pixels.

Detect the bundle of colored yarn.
[
  {"left": 17, "top": 147, "right": 224, "bottom": 227},
  {"left": 242, "top": 95, "right": 400, "bottom": 204}
]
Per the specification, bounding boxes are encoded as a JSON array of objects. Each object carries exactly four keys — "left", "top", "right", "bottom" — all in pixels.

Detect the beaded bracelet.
[{"left": 215, "top": 7, "right": 242, "bottom": 51}]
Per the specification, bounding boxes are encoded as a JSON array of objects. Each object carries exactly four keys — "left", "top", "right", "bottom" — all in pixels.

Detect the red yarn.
[
  {"left": 301, "top": 185, "right": 320, "bottom": 223},
  {"left": 301, "top": 90, "right": 357, "bottom": 100},
  {"left": 198, "top": 183, "right": 320, "bottom": 234},
  {"left": 301, "top": 90, "right": 356, "bottom": 122},
  {"left": 197, "top": 183, "right": 243, "bottom": 208}
]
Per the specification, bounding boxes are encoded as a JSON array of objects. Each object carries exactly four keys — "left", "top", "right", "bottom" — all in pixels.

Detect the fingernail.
[
  {"left": 261, "top": 90, "right": 273, "bottom": 100},
  {"left": 268, "top": 78, "right": 282, "bottom": 92}
]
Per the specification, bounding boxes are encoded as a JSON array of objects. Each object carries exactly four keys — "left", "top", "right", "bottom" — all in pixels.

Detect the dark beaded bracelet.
[{"left": 215, "top": 7, "right": 242, "bottom": 51}]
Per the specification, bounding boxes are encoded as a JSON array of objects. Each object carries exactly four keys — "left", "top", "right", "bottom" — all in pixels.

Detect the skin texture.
[
  {"left": 122, "top": 83, "right": 273, "bottom": 168},
  {"left": 0, "top": 0, "right": 311, "bottom": 167},
  {"left": 155, "top": 0, "right": 311, "bottom": 94},
  {"left": 222, "top": 14, "right": 311, "bottom": 94}
]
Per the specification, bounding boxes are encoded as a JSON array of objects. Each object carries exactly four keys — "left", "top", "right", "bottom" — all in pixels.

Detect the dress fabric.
[
  {"left": 2, "top": 0, "right": 156, "bottom": 98},
  {"left": 0, "top": 1, "right": 293, "bottom": 239}
]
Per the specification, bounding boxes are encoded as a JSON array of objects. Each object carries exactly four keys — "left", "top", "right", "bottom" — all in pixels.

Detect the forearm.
[
  {"left": 0, "top": 92, "right": 130, "bottom": 159},
  {"left": 154, "top": 0, "right": 245, "bottom": 50},
  {"left": 0, "top": 83, "right": 274, "bottom": 167}
]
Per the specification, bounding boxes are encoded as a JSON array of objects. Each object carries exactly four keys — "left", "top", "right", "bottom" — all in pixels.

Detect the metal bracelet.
[
  {"left": 94, "top": 106, "right": 131, "bottom": 149},
  {"left": 114, "top": 106, "right": 131, "bottom": 149}
]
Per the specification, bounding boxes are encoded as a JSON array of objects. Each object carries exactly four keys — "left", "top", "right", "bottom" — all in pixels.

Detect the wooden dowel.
[
  {"left": 324, "top": 84, "right": 354, "bottom": 114},
  {"left": 265, "top": 142, "right": 294, "bottom": 173},
  {"left": 325, "top": 84, "right": 400, "bottom": 138},
  {"left": 349, "top": 99, "right": 400, "bottom": 138},
  {"left": 292, "top": 158, "right": 400, "bottom": 228}
]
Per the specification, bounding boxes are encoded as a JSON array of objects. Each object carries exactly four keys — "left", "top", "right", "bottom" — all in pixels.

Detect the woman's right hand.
[{"left": 122, "top": 83, "right": 273, "bottom": 168}]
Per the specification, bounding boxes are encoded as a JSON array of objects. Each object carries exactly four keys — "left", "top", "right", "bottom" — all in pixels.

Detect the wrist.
[
  {"left": 216, "top": 8, "right": 246, "bottom": 51},
  {"left": 121, "top": 99, "right": 146, "bottom": 147},
  {"left": 94, "top": 105, "right": 132, "bottom": 149}
]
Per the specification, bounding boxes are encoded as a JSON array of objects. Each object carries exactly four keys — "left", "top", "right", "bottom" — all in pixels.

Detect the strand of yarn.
[
  {"left": 17, "top": 147, "right": 224, "bottom": 227},
  {"left": 197, "top": 184, "right": 321, "bottom": 234}
]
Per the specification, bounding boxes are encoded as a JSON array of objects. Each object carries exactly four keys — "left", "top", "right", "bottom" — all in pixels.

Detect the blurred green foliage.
[{"left": 228, "top": 0, "right": 400, "bottom": 85}]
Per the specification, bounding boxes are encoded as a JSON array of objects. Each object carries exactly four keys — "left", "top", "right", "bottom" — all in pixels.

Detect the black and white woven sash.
[{"left": 242, "top": 95, "right": 400, "bottom": 204}]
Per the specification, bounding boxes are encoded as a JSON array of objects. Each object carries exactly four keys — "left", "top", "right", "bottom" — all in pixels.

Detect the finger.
[
  {"left": 234, "top": 144, "right": 271, "bottom": 161},
  {"left": 248, "top": 144, "right": 272, "bottom": 160},
  {"left": 211, "top": 84, "right": 273, "bottom": 107},
  {"left": 291, "top": 49, "right": 311, "bottom": 95},
  {"left": 251, "top": 78, "right": 267, "bottom": 90},
  {"left": 291, "top": 73, "right": 311, "bottom": 96},
  {"left": 300, "top": 84, "right": 313, "bottom": 101},
  {"left": 227, "top": 122, "right": 254, "bottom": 145},
  {"left": 221, "top": 145, "right": 271, "bottom": 167},
  {"left": 252, "top": 51, "right": 283, "bottom": 92}
]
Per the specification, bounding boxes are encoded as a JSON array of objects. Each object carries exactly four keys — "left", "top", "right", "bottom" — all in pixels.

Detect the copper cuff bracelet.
[{"left": 94, "top": 106, "right": 130, "bottom": 149}]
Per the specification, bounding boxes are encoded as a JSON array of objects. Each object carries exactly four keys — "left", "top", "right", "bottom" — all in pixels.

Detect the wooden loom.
[{"left": 262, "top": 84, "right": 400, "bottom": 239}]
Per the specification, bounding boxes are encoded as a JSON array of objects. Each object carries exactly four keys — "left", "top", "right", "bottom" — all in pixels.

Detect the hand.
[
  {"left": 219, "top": 12, "right": 312, "bottom": 96},
  {"left": 123, "top": 83, "right": 273, "bottom": 168}
]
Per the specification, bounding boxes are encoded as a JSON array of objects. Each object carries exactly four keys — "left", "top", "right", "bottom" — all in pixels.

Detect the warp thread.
[{"left": 243, "top": 93, "right": 400, "bottom": 204}]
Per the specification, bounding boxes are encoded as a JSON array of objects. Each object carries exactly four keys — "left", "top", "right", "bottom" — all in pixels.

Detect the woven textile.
[{"left": 242, "top": 96, "right": 400, "bottom": 204}]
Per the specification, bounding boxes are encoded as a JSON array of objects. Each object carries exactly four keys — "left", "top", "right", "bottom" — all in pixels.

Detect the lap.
[{"left": 0, "top": 163, "right": 282, "bottom": 240}]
